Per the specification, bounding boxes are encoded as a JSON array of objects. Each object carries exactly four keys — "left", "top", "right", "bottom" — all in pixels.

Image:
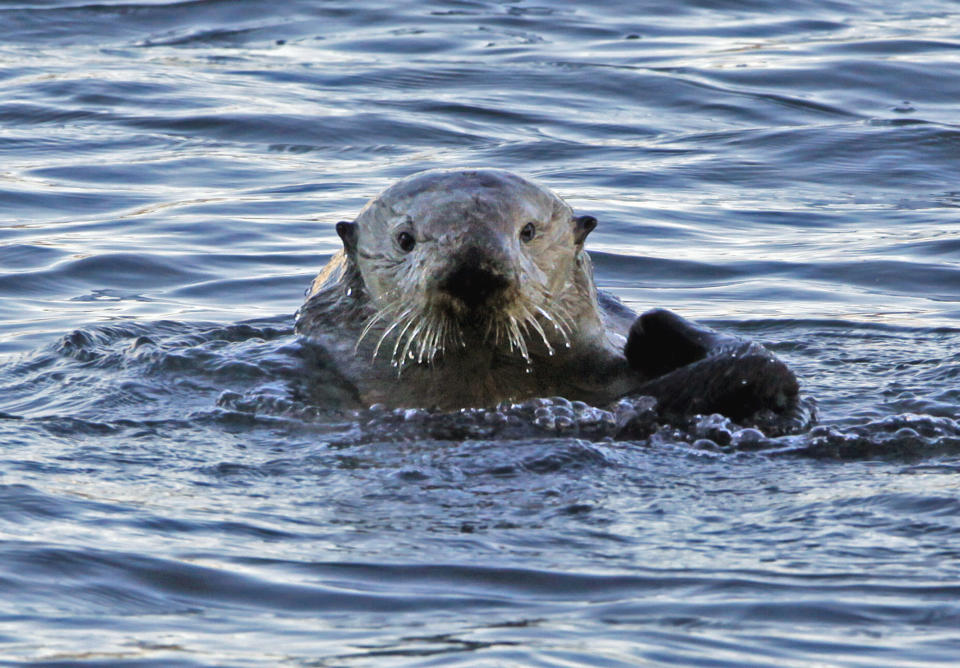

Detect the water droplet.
[
  {"left": 564, "top": 342, "right": 572, "bottom": 348},
  {"left": 346, "top": 288, "right": 353, "bottom": 296}
]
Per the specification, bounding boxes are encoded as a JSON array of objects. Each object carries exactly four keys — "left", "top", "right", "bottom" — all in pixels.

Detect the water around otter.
[{"left": 2, "top": 1, "right": 960, "bottom": 665}]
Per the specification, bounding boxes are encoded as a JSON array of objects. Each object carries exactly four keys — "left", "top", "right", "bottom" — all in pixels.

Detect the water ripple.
[{"left": 3, "top": 0, "right": 960, "bottom": 665}]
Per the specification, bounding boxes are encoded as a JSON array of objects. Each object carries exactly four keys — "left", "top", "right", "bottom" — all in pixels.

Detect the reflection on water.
[{"left": 2, "top": 0, "right": 960, "bottom": 665}]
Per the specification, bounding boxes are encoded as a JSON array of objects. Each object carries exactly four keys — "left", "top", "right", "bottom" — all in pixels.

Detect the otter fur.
[{"left": 296, "top": 168, "right": 799, "bottom": 420}]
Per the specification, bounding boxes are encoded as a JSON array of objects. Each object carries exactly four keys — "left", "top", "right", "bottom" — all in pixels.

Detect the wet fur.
[
  {"left": 296, "top": 168, "right": 801, "bottom": 422},
  {"left": 296, "top": 168, "right": 641, "bottom": 409}
]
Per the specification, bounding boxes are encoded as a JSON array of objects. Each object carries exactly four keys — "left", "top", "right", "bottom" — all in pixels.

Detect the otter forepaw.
[
  {"left": 625, "top": 308, "right": 717, "bottom": 378},
  {"left": 624, "top": 309, "right": 802, "bottom": 424}
]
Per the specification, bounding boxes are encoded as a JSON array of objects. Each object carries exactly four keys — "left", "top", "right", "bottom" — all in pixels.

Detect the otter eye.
[
  {"left": 396, "top": 230, "right": 416, "bottom": 253},
  {"left": 519, "top": 222, "right": 536, "bottom": 243}
]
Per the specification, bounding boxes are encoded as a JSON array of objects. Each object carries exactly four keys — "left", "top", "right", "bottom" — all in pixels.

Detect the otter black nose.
[{"left": 439, "top": 256, "right": 509, "bottom": 310}]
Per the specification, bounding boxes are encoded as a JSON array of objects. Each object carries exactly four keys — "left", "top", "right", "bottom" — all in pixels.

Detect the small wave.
[
  {"left": 5, "top": 313, "right": 960, "bottom": 464},
  {"left": 782, "top": 414, "right": 960, "bottom": 460}
]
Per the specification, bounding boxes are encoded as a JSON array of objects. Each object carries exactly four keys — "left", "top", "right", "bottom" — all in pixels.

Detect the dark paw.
[
  {"left": 625, "top": 309, "right": 802, "bottom": 423},
  {"left": 625, "top": 308, "right": 717, "bottom": 378},
  {"left": 634, "top": 343, "right": 800, "bottom": 422}
]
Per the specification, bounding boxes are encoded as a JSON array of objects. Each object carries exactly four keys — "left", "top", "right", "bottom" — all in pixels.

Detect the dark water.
[{"left": 2, "top": 0, "right": 960, "bottom": 665}]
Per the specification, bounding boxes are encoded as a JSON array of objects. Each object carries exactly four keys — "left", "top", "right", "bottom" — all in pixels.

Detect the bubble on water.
[
  {"left": 692, "top": 438, "right": 720, "bottom": 451},
  {"left": 533, "top": 415, "right": 555, "bottom": 430},
  {"left": 731, "top": 428, "right": 766, "bottom": 448}
]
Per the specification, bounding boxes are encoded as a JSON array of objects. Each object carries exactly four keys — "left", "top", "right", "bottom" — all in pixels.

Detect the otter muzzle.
[{"left": 437, "top": 246, "right": 511, "bottom": 311}]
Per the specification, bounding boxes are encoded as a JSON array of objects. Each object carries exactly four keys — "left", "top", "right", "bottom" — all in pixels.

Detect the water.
[{"left": 2, "top": 0, "right": 960, "bottom": 664}]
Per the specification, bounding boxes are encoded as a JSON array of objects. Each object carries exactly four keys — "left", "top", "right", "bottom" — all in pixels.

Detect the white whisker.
[
  {"left": 398, "top": 319, "right": 426, "bottom": 369},
  {"left": 356, "top": 310, "right": 387, "bottom": 354},
  {"left": 521, "top": 305, "right": 553, "bottom": 355},
  {"left": 390, "top": 312, "right": 420, "bottom": 367},
  {"left": 372, "top": 306, "right": 415, "bottom": 360},
  {"left": 534, "top": 304, "right": 571, "bottom": 347}
]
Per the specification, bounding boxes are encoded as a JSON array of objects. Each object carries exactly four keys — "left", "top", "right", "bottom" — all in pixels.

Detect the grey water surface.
[{"left": 2, "top": 1, "right": 960, "bottom": 665}]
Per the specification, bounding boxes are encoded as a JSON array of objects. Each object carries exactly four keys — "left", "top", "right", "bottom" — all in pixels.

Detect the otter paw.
[{"left": 625, "top": 308, "right": 714, "bottom": 378}]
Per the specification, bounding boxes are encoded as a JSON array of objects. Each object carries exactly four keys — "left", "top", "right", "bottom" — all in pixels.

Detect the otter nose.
[{"left": 438, "top": 247, "right": 509, "bottom": 310}]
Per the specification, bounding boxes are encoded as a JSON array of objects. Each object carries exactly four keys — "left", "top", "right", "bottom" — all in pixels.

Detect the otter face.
[{"left": 341, "top": 169, "right": 597, "bottom": 368}]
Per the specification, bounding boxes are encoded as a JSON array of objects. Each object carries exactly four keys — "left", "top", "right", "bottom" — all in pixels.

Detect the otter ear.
[
  {"left": 335, "top": 220, "right": 358, "bottom": 255},
  {"left": 573, "top": 215, "right": 598, "bottom": 245}
]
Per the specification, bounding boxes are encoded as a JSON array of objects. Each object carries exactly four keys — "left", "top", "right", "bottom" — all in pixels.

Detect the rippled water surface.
[{"left": 2, "top": 1, "right": 960, "bottom": 665}]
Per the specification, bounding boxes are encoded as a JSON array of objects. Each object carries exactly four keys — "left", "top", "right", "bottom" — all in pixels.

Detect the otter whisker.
[
  {"left": 521, "top": 305, "right": 554, "bottom": 355},
  {"left": 372, "top": 305, "right": 415, "bottom": 360},
  {"left": 435, "top": 315, "right": 451, "bottom": 357},
  {"left": 451, "top": 320, "right": 466, "bottom": 348},
  {"left": 483, "top": 318, "right": 496, "bottom": 347},
  {"left": 413, "top": 320, "right": 427, "bottom": 364},
  {"left": 520, "top": 283, "right": 566, "bottom": 333},
  {"left": 502, "top": 316, "right": 517, "bottom": 353},
  {"left": 418, "top": 318, "right": 433, "bottom": 364},
  {"left": 398, "top": 318, "right": 427, "bottom": 370},
  {"left": 355, "top": 309, "right": 388, "bottom": 353},
  {"left": 506, "top": 315, "right": 530, "bottom": 362},
  {"left": 390, "top": 310, "right": 420, "bottom": 367},
  {"left": 427, "top": 318, "right": 442, "bottom": 360},
  {"left": 433, "top": 315, "right": 448, "bottom": 359},
  {"left": 516, "top": 311, "right": 534, "bottom": 340},
  {"left": 444, "top": 317, "right": 459, "bottom": 352},
  {"left": 417, "top": 315, "right": 440, "bottom": 364},
  {"left": 544, "top": 300, "right": 577, "bottom": 337},
  {"left": 534, "top": 305, "right": 572, "bottom": 347}
]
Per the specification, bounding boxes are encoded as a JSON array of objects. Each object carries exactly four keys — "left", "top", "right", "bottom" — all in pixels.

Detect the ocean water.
[{"left": 2, "top": 0, "right": 960, "bottom": 665}]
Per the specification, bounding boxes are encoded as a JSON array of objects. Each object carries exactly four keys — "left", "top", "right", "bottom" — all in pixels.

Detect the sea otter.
[{"left": 295, "top": 168, "right": 799, "bottom": 421}]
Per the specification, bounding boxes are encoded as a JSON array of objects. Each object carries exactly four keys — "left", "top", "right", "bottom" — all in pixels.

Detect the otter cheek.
[
  {"left": 532, "top": 253, "right": 570, "bottom": 294},
  {"left": 359, "top": 265, "right": 385, "bottom": 302}
]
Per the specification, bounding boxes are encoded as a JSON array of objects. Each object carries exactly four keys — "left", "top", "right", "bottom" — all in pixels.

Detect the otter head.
[{"left": 338, "top": 168, "right": 598, "bottom": 367}]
